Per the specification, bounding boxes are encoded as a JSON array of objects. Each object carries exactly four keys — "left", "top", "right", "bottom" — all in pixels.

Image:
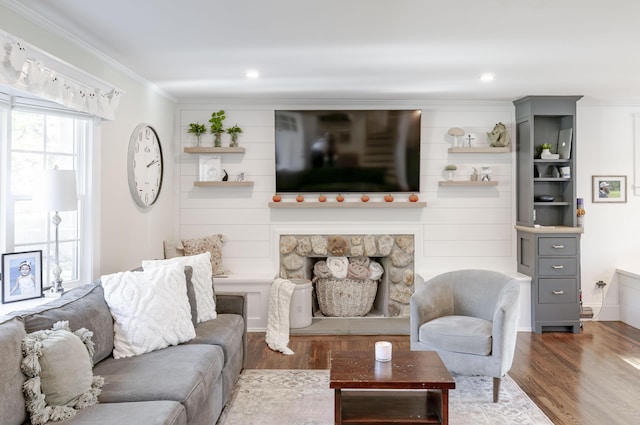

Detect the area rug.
[{"left": 216, "top": 369, "right": 553, "bottom": 425}]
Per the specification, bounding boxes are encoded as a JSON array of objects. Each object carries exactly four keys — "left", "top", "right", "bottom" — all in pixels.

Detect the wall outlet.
[{"left": 596, "top": 280, "right": 607, "bottom": 288}]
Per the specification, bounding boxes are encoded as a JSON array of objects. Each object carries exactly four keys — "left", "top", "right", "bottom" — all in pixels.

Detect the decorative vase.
[
  {"left": 230, "top": 133, "right": 239, "bottom": 147},
  {"left": 445, "top": 170, "right": 455, "bottom": 181},
  {"left": 541, "top": 148, "right": 551, "bottom": 158},
  {"left": 214, "top": 132, "right": 222, "bottom": 148},
  {"left": 195, "top": 134, "right": 202, "bottom": 147}
]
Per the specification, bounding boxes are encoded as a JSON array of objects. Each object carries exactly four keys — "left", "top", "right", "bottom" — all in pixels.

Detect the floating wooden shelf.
[
  {"left": 448, "top": 146, "right": 510, "bottom": 153},
  {"left": 184, "top": 147, "right": 246, "bottom": 154},
  {"left": 268, "top": 201, "right": 427, "bottom": 209},
  {"left": 193, "top": 181, "right": 253, "bottom": 187},
  {"left": 438, "top": 180, "right": 498, "bottom": 187}
]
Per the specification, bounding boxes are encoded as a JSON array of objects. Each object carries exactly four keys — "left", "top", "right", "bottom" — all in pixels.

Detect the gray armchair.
[{"left": 410, "top": 269, "right": 520, "bottom": 402}]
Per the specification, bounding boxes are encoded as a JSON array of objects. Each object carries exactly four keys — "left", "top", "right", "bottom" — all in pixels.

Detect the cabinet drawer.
[
  {"left": 538, "top": 257, "right": 577, "bottom": 276},
  {"left": 538, "top": 278, "right": 577, "bottom": 303},
  {"left": 538, "top": 237, "right": 577, "bottom": 256}
]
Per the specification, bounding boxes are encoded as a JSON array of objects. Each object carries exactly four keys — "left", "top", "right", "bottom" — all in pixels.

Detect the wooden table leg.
[
  {"left": 334, "top": 389, "right": 341, "bottom": 425},
  {"left": 441, "top": 389, "right": 449, "bottom": 425}
]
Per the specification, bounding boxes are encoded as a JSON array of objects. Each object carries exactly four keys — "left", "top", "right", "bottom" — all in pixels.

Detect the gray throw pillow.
[{"left": 21, "top": 321, "right": 104, "bottom": 425}]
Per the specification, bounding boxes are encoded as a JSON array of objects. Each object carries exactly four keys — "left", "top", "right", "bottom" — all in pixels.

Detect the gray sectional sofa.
[{"left": 0, "top": 281, "right": 247, "bottom": 425}]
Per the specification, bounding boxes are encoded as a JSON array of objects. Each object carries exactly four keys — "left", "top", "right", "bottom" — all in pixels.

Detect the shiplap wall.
[{"left": 176, "top": 101, "right": 516, "bottom": 278}]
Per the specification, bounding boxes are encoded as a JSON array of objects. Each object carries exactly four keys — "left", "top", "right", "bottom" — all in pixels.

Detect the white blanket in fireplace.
[{"left": 265, "top": 278, "right": 296, "bottom": 355}]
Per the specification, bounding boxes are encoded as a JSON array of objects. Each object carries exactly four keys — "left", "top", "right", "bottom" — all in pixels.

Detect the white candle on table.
[{"left": 375, "top": 341, "right": 392, "bottom": 362}]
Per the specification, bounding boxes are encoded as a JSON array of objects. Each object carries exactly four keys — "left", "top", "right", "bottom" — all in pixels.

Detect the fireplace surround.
[{"left": 278, "top": 234, "right": 415, "bottom": 318}]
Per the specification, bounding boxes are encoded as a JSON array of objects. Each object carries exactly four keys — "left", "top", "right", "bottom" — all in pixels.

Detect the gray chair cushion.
[
  {"left": 0, "top": 317, "right": 27, "bottom": 425},
  {"left": 15, "top": 283, "right": 114, "bottom": 363},
  {"left": 419, "top": 315, "right": 492, "bottom": 356}
]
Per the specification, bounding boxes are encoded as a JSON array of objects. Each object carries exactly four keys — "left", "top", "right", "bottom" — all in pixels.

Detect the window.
[{"left": 1, "top": 98, "right": 91, "bottom": 290}]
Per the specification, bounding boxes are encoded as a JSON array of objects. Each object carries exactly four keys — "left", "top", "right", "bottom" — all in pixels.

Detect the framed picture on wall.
[
  {"left": 592, "top": 175, "right": 627, "bottom": 203},
  {"left": 1, "top": 250, "right": 43, "bottom": 303},
  {"left": 198, "top": 155, "right": 222, "bottom": 182}
]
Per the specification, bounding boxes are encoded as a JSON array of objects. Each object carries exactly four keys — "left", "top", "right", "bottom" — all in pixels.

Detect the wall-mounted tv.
[{"left": 274, "top": 109, "right": 421, "bottom": 193}]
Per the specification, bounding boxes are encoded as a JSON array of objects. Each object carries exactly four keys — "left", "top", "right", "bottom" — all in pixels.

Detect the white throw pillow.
[
  {"left": 142, "top": 252, "right": 217, "bottom": 322},
  {"left": 101, "top": 263, "right": 196, "bottom": 359}
]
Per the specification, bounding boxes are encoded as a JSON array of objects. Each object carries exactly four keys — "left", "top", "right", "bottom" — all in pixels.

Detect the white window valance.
[{"left": 0, "top": 29, "right": 123, "bottom": 120}]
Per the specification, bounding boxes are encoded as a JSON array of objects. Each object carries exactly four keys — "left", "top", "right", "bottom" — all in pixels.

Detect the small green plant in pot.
[
  {"left": 444, "top": 164, "right": 457, "bottom": 181},
  {"left": 538, "top": 143, "right": 553, "bottom": 158},
  {"left": 187, "top": 122, "right": 207, "bottom": 146},
  {"left": 209, "top": 110, "right": 226, "bottom": 147},
  {"left": 226, "top": 124, "right": 243, "bottom": 147}
]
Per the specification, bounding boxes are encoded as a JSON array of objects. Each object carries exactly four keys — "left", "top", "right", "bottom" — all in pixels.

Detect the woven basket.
[{"left": 315, "top": 278, "right": 378, "bottom": 317}]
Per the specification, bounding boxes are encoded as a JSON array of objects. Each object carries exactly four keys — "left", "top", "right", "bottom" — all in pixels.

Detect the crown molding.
[{"left": 1, "top": 0, "right": 176, "bottom": 103}]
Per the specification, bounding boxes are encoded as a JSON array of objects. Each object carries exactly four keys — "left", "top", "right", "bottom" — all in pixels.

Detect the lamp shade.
[{"left": 40, "top": 169, "right": 78, "bottom": 212}]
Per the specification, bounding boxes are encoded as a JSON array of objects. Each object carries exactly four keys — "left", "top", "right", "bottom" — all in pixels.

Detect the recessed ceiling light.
[
  {"left": 480, "top": 73, "right": 495, "bottom": 82},
  {"left": 245, "top": 70, "right": 260, "bottom": 79}
]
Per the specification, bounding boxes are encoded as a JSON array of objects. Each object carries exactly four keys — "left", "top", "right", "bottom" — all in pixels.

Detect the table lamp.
[{"left": 40, "top": 167, "right": 78, "bottom": 293}]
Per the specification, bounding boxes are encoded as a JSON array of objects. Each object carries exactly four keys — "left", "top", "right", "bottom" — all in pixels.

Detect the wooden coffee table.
[{"left": 330, "top": 350, "right": 455, "bottom": 425}]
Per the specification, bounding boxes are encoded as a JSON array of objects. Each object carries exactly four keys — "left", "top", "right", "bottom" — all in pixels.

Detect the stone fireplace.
[{"left": 278, "top": 234, "right": 415, "bottom": 318}]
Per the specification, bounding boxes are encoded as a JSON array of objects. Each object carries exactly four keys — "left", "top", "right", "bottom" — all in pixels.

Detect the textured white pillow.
[
  {"left": 101, "top": 263, "right": 196, "bottom": 359},
  {"left": 142, "top": 252, "right": 217, "bottom": 322}
]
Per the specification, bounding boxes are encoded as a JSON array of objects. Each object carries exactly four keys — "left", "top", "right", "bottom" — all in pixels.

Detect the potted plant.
[
  {"left": 226, "top": 124, "right": 243, "bottom": 147},
  {"left": 539, "top": 143, "right": 553, "bottom": 158},
  {"left": 209, "top": 110, "right": 226, "bottom": 147},
  {"left": 444, "top": 164, "right": 457, "bottom": 181},
  {"left": 187, "top": 122, "right": 207, "bottom": 147}
]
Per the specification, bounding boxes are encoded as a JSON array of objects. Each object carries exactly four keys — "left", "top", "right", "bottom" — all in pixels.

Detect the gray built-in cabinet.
[{"left": 513, "top": 96, "right": 583, "bottom": 333}]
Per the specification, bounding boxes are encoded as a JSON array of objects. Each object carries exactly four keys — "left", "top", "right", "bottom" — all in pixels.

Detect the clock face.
[{"left": 127, "top": 124, "right": 163, "bottom": 208}]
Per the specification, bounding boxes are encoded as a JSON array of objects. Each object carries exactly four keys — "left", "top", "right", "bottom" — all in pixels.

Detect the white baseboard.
[{"left": 581, "top": 303, "right": 620, "bottom": 321}]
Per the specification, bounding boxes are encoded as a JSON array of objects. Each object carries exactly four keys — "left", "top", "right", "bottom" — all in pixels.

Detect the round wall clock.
[{"left": 127, "top": 123, "right": 163, "bottom": 208}]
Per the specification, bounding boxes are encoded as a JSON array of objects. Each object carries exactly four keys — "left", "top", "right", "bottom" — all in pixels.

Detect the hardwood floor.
[{"left": 246, "top": 321, "right": 640, "bottom": 425}]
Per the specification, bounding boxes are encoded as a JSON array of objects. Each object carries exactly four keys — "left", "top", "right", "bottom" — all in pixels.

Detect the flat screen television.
[{"left": 274, "top": 109, "right": 421, "bottom": 193}]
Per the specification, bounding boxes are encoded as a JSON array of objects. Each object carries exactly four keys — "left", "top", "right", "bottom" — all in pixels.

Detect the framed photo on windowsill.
[
  {"left": 1, "top": 250, "right": 43, "bottom": 303},
  {"left": 592, "top": 175, "right": 627, "bottom": 203}
]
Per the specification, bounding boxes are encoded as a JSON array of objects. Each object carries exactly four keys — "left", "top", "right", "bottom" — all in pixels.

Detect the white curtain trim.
[{"left": 0, "top": 29, "right": 124, "bottom": 120}]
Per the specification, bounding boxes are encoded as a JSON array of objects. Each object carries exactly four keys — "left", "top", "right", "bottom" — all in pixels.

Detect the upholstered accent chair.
[{"left": 410, "top": 269, "right": 520, "bottom": 402}]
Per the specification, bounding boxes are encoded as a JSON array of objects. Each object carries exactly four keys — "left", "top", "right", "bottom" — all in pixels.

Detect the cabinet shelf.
[
  {"left": 533, "top": 158, "right": 570, "bottom": 164},
  {"left": 534, "top": 178, "right": 571, "bottom": 182},
  {"left": 193, "top": 181, "right": 253, "bottom": 187},
  {"left": 184, "top": 147, "right": 245, "bottom": 154},
  {"left": 269, "top": 201, "right": 426, "bottom": 209},
  {"left": 534, "top": 201, "right": 570, "bottom": 206},
  {"left": 438, "top": 180, "right": 498, "bottom": 187},
  {"left": 448, "top": 146, "right": 510, "bottom": 153}
]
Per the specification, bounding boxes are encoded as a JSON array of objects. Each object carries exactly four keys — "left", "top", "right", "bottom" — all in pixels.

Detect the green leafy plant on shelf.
[
  {"left": 187, "top": 122, "right": 207, "bottom": 146},
  {"left": 226, "top": 124, "right": 243, "bottom": 147},
  {"left": 209, "top": 110, "right": 226, "bottom": 147},
  {"left": 226, "top": 124, "right": 242, "bottom": 135},
  {"left": 187, "top": 122, "right": 207, "bottom": 136}
]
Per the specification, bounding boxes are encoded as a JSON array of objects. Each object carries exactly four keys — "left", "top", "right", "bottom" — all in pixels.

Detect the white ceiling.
[{"left": 9, "top": 0, "right": 640, "bottom": 103}]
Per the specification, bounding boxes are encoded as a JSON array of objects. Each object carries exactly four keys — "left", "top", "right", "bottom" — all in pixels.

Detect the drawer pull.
[
  {"left": 552, "top": 244, "right": 564, "bottom": 249},
  {"left": 552, "top": 265, "right": 564, "bottom": 269},
  {"left": 552, "top": 290, "right": 565, "bottom": 295}
]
